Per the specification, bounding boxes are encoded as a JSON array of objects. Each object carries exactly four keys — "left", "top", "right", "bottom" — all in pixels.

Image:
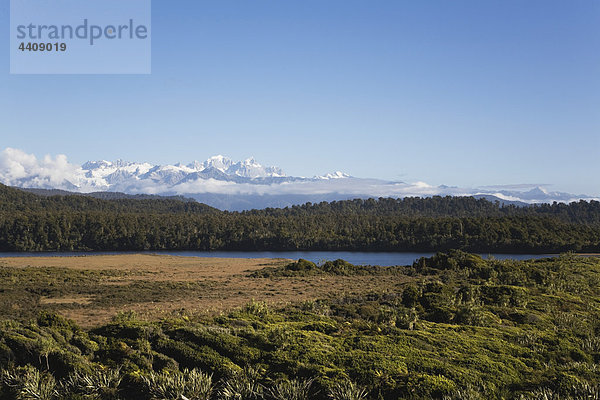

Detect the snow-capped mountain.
[
  {"left": 184, "top": 155, "right": 285, "bottom": 178},
  {"left": 0, "top": 149, "right": 319, "bottom": 194},
  {"left": 0, "top": 148, "right": 597, "bottom": 211},
  {"left": 315, "top": 171, "right": 351, "bottom": 180},
  {"left": 199, "top": 155, "right": 232, "bottom": 172}
]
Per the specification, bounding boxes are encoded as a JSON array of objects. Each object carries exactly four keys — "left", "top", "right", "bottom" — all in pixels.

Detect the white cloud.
[{"left": 0, "top": 148, "right": 80, "bottom": 188}]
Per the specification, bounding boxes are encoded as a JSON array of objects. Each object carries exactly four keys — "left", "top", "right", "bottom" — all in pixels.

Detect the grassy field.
[
  {"left": 0, "top": 252, "right": 599, "bottom": 399},
  {"left": 0, "top": 254, "right": 408, "bottom": 327}
]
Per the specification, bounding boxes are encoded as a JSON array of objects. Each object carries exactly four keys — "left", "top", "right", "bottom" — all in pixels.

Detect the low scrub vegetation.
[
  {"left": 249, "top": 259, "right": 394, "bottom": 277},
  {"left": 1, "top": 252, "right": 599, "bottom": 399}
]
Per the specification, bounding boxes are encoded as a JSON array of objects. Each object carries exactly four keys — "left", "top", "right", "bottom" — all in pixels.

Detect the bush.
[
  {"left": 0, "top": 365, "right": 59, "bottom": 400},
  {"left": 405, "top": 374, "right": 456, "bottom": 398},
  {"left": 151, "top": 352, "right": 179, "bottom": 372},
  {"left": 267, "top": 378, "right": 314, "bottom": 400},
  {"left": 327, "top": 380, "right": 368, "bottom": 400},
  {"left": 61, "top": 368, "right": 122, "bottom": 400},
  {"left": 442, "top": 384, "right": 484, "bottom": 400},
  {"left": 141, "top": 368, "right": 213, "bottom": 400},
  {"left": 219, "top": 367, "right": 264, "bottom": 400}
]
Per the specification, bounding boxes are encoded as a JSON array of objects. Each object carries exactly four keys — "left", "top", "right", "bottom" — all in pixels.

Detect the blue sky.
[{"left": 1, "top": 0, "right": 599, "bottom": 195}]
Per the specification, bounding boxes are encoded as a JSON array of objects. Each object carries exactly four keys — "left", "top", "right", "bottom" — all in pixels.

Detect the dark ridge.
[
  {"left": 0, "top": 184, "right": 217, "bottom": 214},
  {"left": 19, "top": 187, "right": 197, "bottom": 202}
]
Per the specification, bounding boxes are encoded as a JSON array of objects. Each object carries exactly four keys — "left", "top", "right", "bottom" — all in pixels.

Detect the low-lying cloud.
[{"left": 0, "top": 148, "right": 81, "bottom": 188}]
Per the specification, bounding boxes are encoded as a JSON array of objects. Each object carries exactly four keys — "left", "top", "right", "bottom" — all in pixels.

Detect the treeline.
[
  {"left": 243, "top": 196, "right": 600, "bottom": 224},
  {"left": 0, "top": 184, "right": 599, "bottom": 253}
]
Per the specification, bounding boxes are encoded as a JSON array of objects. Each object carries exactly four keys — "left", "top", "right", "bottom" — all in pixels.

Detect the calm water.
[{"left": 0, "top": 250, "right": 556, "bottom": 266}]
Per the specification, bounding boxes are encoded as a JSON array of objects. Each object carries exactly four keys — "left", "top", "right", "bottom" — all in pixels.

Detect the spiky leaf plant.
[
  {"left": 141, "top": 368, "right": 213, "bottom": 400},
  {"left": 219, "top": 366, "right": 264, "bottom": 400},
  {"left": 61, "top": 368, "right": 122, "bottom": 400},
  {"left": 442, "top": 384, "right": 484, "bottom": 400},
  {"left": 327, "top": 380, "right": 368, "bottom": 400},
  {"left": 1, "top": 366, "right": 58, "bottom": 400},
  {"left": 524, "top": 388, "right": 562, "bottom": 400},
  {"left": 267, "top": 378, "right": 314, "bottom": 400},
  {"left": 571, "top": 382, "right": 600, "bottom": 400}
]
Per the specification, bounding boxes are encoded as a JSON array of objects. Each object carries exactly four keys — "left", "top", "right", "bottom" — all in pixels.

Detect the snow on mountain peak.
[
  {"left": 187, "top": 160, "right": 203, "bottom": 171},
  {"left": 202, "top": 155, "right": 233, "bottom": 172},
  {"left": 315, "top": 171, "right": 351, "bottom": 180},
  {"left": 526, "top": 187, "right": 550, "bottom": 196},
  {"left": 77, "top": 155, "right": 288, "bottom": 184},
  {"left": 241, "top": 157, "right": 261, "bottom": 167},
  {"left": 82, "top": 160, "right": 113, "bottom": 170}
]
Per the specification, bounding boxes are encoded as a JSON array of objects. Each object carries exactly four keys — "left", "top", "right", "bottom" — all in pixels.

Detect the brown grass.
[
  {"left": 0, "top": 254, "right": 407, "bottom": 327},
  {"left": 40, "top": 295, "right": 94, "bottom": 305}
]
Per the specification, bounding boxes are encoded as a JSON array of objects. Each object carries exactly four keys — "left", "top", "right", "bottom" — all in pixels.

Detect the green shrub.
[
  {"left": 479, "top": 285, "right": 528, "bottom": 307},
  {"left": 402, "top": 285, "right": 420, "bottom": 308},
  {"left": 395, "top": 307, "right": 418, "bottom": 330},
  {"left": 243, "top": 301, "right": 270, "bottom": 319},
  {"left": 405, "top": 374, "right": 456, "bottom": 398},
  {"left": 154, "top": 339, "right": 237, "bottom": 379},
  {"left": 47, "top": 349, "right": 91, "bottom": 379},
  {"left": 455, "top": 306, "right": 499, "bottom": 327},
  {"left": 70, "top": 334, "right": 99, "bottom": 356},
  {"left": 301, "top": 322, "right": 338, "bottom": 335},
  {"left": 151, "top": 352, "right": 179, "bottom": 372}
]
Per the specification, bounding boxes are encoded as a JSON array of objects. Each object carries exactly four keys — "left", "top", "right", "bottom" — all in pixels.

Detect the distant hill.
[
  {"left": 0, "top": 184, "right": 216, "bottom": 214},
  {"left": 189, "top": 193, "right": 532, "bottom": 211},
  {"left": 472, "top": 194, "right": 529, "bottom": 207},
  {"left": 20, "top": 187, "right": 197, "bottom": 203},
  {"left": 15, "top": 187, "right": 531, "bottom": 211}
]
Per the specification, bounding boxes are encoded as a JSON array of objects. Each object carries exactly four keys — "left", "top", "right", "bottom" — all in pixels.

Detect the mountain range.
[{"left": 0, "top": 148, "right": 596, "bottom": 210}]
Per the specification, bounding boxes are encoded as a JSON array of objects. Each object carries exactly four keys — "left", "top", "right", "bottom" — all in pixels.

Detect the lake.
[{"left": 0, "top": 250, "right": 558, "bottom": 266}]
